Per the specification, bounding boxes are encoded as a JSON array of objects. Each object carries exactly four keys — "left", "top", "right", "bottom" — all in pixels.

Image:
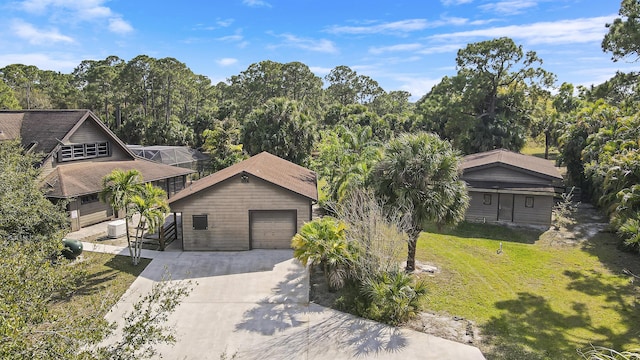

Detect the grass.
[
  {"left": 521, "top": 139, "right": 560, "bottom": 161},
  {"left": 417, "top": 222, "right": 640, "bottom": 360},
  {"left": 54, "top": 252, "right": 151, "bottom": 319}
]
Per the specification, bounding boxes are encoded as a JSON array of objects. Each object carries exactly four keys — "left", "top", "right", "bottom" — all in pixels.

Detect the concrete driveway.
[{"left": 104, "top": 250, "right": 485, "bottom": 360}]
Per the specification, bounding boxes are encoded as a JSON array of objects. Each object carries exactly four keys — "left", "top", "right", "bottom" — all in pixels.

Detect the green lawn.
[
  {"left": 521, "top": 140, "right": 560, "bottom": 161},
  {"left": 417, "top": 222, "right": 640, "bottom": 360},
  {"left": 54, "top": 252, "right": 150, "bottom": 319}
]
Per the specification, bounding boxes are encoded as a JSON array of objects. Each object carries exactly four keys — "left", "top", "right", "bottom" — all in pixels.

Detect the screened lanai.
[{"left": 128, "top": 145, "right": 210, "bottom": 178}]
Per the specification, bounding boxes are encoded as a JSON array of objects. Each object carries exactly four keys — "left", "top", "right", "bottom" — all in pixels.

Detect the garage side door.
[{"left": 250, "top": 210, "right": 297, "bottom": 249}]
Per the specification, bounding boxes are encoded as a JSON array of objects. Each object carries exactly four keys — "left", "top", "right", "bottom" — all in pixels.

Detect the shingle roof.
[
  {"left": 0, "top": 112, "right": 24, "bottom": 141},
  {"left": 43, "top": 159, "right": 194, "bottom": 198},
  {"left": 461, "top": 149, "right": 562, "bottom": 180},
  {"left": 0, "top": 110, "right": 92, "bottom": 155},
  {"left": 169, "top": 152, "right": 318, "bottom": 204}
]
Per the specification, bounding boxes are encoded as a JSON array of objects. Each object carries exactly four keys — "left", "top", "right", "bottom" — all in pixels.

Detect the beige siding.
[
  {"left": 68, "top": 120, "right": 130, "bottom": 160},
  {"left": 464, "top": 166, "right": 550, "bottom": 185},
  {"left": 513, "top": 194, "right": 553, "bottom": 226},
  {"left": 78, "top": 199, "right": 113, "bottom": 228},
  {"left": 465, "top": 191, "right": 499, "bottom": 222},
  {"left": 465, "top": 191, "right": 553, "bottom": 226},
  {"left": 40, "top": 157, "right": 56, "bottom": 179},
  {"left": 171, "top": 174, "right": 312, "bottom": 251}
]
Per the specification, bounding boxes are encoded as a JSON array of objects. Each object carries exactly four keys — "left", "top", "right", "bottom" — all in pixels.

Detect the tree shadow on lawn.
[
  {"left": 563, "top": 267, "right": 640, "bottom": 349},
  {"left": 577, "top": 231, "right": 640, "bottom": 341},
  {"left": 480, "top": 292, "right": 608, "bottom": 360},
  {"left": 62, "top": 254, "right": 150, "bottom": 298},
  {"left": 234, "top": 269, "right": 408, "bottom": 359},
  {"left": 425, "top": 221, "right": 544, "bottom": 244}
]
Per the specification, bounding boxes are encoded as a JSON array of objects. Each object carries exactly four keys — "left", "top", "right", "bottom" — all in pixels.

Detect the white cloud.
[
  {"left": 479, "top": 1, "right": 538, "bottom": 15},
  {"left": 242, "top": 0, "right": 272, "bottom": 8},
  {"left": 17, "top": 0, "right": 133, "bottom": 34},
  {"left": 0, "top": 52, "right": 78, "bottom": 71},
  {"left": 11, "top": 19, "right": 74, "bottom": 44},
  {"left": 217, "top": 29, "right": 244, "bottom": 43},
  {"left": 430, "top": 16, "right": 615, "bottom": 45},
  {"left": 397, "top": 76, "right": 444, "bottom": 100},
  {"left": 326, "top": 16, "right": 486, "bottom": 36},
  {"left": 441, "top": 0, "right": 473, "bottom": 5},
  {"left": 217, "top": 34, "right": 243, "bottom": 42},
  {"left": 270, "top": 34, "right": 338, "bottom": 53},
  {"left": 309, "top": 66, "right": 333, "bottom": 76},
  {"left": 216, "top": 58, "right": 238, "bottom": 66},
  {"left": 20, "top": 0, "right": 111, "bottom": 17},
  {"left": 326, "top": 19, "right": 431, "bottom": 35},
  {"left": 418, "top": 43, "right": 463, "bottom": 54},
  {"left": 368, "top": 42, "right": 461, "bottom": 56},
  {"left": 369, "top": 43, "right": 423, "bottom": 55},
  {"left": 108, "top": 17, "right": 133, "bottom": 34},
  {"left": 217, "top": 19, "right": 234, "bottom": 27}
]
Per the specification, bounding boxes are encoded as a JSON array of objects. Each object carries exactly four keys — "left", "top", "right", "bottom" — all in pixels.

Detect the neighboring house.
[
  {"left": 169, "top": 152, "right": 318, "bottom": 251},
  {"left": 461, "top": 149, "right": 563, "bottom": 227},
  {"left": 0, "top": 110, "right": 194, "bottom": 231}
]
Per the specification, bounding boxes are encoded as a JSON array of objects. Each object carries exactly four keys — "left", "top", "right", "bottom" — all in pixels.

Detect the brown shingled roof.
[
  {"left": 0, "top": 109, "right": 137, "bottom": 162},
  {"left": 462, "top": 148, "right": 562, "bottom": 180},
  {"left": 43, "top": 159, "right": 194, "bottom": 198},
  {"left": 0, "top": 110, "right": 91, "bottom": 155},
  {"left": 169, "top": 152, "right": 318, "bottom": 204},
  {"left": 0, "top": 112, "right": 24, "bottom": 141}
]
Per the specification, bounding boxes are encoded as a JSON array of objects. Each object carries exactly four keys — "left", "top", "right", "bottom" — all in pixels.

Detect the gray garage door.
[{"left": 250, "top": 210, "right": 297, "bottom": 249}]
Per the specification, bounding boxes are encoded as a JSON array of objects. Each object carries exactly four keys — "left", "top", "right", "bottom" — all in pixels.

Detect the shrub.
[
  {"left": 294, "top": 191, "right": 428, "bottom": 325},
  {"left": 360, "top": 271, "right": 427, "bottom": 325},
  {"left": 291, "top": 217, "right": 358, "bottom": 291}
]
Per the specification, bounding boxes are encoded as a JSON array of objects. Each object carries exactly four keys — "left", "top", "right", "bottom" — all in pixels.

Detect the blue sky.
[{"left": 1, "top": 0, "right": 638, "bottom": 101}]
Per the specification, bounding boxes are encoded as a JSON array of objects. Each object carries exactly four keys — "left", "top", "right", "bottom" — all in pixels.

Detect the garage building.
[{"left": 169, "top": 152, "right": 318, "bottom": 251}]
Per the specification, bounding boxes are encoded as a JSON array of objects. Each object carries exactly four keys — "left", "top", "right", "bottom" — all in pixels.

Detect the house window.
[
  {"left": 525, "top": 196, "right": 534, "bottom": 208},
  {"left": 193, "top": 214, "right": 208, "bottom": 230},
  {"left": 59, "top": 142, "right": 109, "bottom": 162},
  {"left": 483, "top": 194, "right": 492, "bottom": 205},
  {"left": 80, "top": 194, "right": 99, "bottom": 204}
]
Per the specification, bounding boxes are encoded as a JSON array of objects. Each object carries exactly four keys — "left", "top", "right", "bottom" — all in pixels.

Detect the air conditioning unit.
[{"left": 107, "top": 219, "right": 126, "bottom": 238}]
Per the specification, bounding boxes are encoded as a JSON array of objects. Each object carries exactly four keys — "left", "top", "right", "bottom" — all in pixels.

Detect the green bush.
[
  {"left": 335, "top": 271, "right": 428, "bottom": 326},
  {"left": 292, "top": 217, "right": 359, "bottom": 291},
  {"left": 361, "top": 271, "right": 428, "bottom": 325}
]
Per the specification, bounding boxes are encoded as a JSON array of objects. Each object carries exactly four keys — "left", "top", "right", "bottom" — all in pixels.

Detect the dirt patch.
[
  {"left": 540, "top": 203, "right": 611, "bottom": 246},
  {"left": 406, "top": 312, "right": 480, "bottom": 345}
]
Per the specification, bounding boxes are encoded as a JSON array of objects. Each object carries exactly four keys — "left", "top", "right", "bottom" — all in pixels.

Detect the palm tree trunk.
[
  {"left": 405, "top": 231, "right": 419, "bottom": 272},
  {"left": 124, "top": 216, "right": 134, "bottom": 260},
  {"left": 134, "top": 219, "right": 146, "bottom": 266}
]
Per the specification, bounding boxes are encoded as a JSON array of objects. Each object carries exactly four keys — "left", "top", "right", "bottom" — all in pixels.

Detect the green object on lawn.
[{"left": 62, "top": 238, "right": 83, "bottom": 259}]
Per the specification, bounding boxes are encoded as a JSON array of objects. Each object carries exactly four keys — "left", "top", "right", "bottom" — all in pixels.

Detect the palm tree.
[
  {"left": 291, "top": 217, "right": 357, "bottom": 291},
  {"left": 371, "top": 132, "right": 469, "bottom": 272},
  {"left": 129, "top": 183, "right": 170, "bottom": 265},
  {"left": 99, "top": 169, "right": 143, "bottom": 260}
]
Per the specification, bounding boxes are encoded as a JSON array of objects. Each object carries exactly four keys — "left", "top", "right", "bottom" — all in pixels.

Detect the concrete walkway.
[{"left": 69, "top": 224, "right": 485, "bottom": 359}]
